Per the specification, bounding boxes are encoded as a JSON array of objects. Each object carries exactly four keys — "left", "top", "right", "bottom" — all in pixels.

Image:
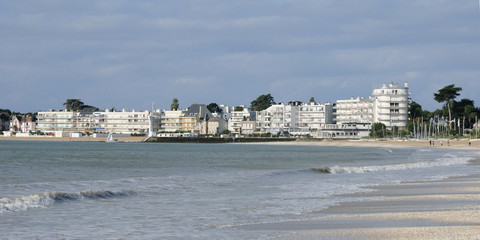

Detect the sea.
[{"left": 1, "top": 140, "right": 479, "bottom": 239}]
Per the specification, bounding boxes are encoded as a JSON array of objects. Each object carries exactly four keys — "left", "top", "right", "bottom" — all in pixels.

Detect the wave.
[
  {"left": 0, "top": 190, "right": 136, "bottom": 214},
  {"left": 328, "top": 156, "right": 473, "bottom": 174}
]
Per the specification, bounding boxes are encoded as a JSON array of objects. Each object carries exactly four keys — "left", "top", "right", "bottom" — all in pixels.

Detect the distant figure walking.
[
  {"left": 469, "top": 141, "right": 472, "bottom": 147},
  {"left": 429, "top": 140, "right": 432, "bottom": 146},
  {"left": 447, "top": 140, "right": 450, "bottom": 146}
]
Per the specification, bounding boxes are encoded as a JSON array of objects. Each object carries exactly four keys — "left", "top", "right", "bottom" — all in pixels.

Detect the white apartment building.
[
  {"left": 160, "top": 110, "right": 184, "bottom": 132},
  {"left": 298, "top": 102, "right": 334, "bottom": 133},
  {"left": 37, "top": 109, "right": 161, "bottom": 135},
  {"left": 227, "top": 106, "right": 253, "bottom": 134},
  {"left": 37, "top": 110, "right": 77, "bottom": 132},
  {"left": 256, "top": 102, "right": 334, "bottom": 134},
  {"left": 334, "top": 82, "right": 409, "bottom": 129},
  {"left": 92, "top": 109, "right": 161, "bottom": 134},
  {"left": 335, "top": 97, "right": 374, "bottom": 125},
  {"left": 372, "top": 82, "right": 409, "bottom": 129}
]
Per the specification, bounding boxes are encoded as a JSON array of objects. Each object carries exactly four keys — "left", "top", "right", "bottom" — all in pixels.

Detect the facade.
[
  {"left": 298, "top": 102, "right": 334, "bottom": 133},
  {"left": 317, "top": 123, "right": 371, "bottom": 139},
  {"left": 256, "top": 102, "right": 334, "bottom": 134},
  {"left": 372, "top": 82, "right": 409, "bottom": 129},
  {"left": 8, "top": 115, "right": 36, "bottom": 133},
  {"left": 335, "top": 97, "right": 374, "bottom": 125},
  {"left": 227, "top": 106, "right": 253, "bottom": 134},
  {"left": 160, "top": 104, "right": 225, "bottom": 135},
  {"left": 334, "top": 82, "right": 409, "bottom": 130},
  {"left": 37, "top": 109, "right": 161, "bottom": 135},
  {"left": 37, "top": 110, "right": 77, "bottom": 132},
  {"left": 92, "top": 109, "right": 161, "bottom": 134}
]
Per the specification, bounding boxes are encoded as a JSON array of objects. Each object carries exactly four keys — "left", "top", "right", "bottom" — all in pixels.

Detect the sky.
[{"left": 1, "top": 0, "right": 479, "bottom": 113}]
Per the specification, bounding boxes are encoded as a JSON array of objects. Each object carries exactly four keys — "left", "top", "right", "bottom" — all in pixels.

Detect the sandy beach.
[
  {"left": 239, "top": 140, "right": 480, "bottom": 239},
  {"left": 249, "top": 173, "right": 480, "bottom": 240}
]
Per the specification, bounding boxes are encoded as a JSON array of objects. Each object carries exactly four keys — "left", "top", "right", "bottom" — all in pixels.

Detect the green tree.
[
  {"left": 234, "top": 106, "right": 244, "bottom": 111},
  {"left": 408, "top": 101, "right": 423, "bottom": 120},
  {"left": 63, "top": 99, "right": 85, "bottom": 111},
  {"left": 250, "top": 94, "right": 275, "bottom": 111},
  {"left": 370, "top": 122, "right": 387, "bottom": 138},
  {"left": 309, "top": 97, "right": 315, "bottom": 103},
  {"left": 171, "top": 98, "right": 179, "bottom": 110},
  {"left": 207, "top": 103, "right": 222, "bottom": 113},
  {"left": 433, "top": 84, "right": 462, "bottom": 128}
]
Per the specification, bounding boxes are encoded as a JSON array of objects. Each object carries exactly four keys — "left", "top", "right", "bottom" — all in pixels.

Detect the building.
[
  {"left": 160, "top": 104, "right": 226, "bottom": 135},
  {"left": 334, "top": 82, "right": 409, "bottom": 130},
  {"left": 37, "top": 109, "right": 161, "bottom": 135},
  {"left": 92, "top": 109, "right": 161, "bottom": 135},
  {"left": 298, "top": 102, "right": 334, "bottom": 133},
  {"left": 37, "top": 110, "right": 76, "bottom": 132},
  {"left": 372, "top": 82, "right": 409, "bottom": 129},
  {"left": 256, "top": 102, "right": 334, "bottom": 135},
  {"left": 8, "top": 115, "right": 36, "bottom": 133},
  {"left": 227, "top": 106, "right": 253, "bottom": 134},
  {"left": 335, "top": 97, "right": 374, "bottom": 125}
]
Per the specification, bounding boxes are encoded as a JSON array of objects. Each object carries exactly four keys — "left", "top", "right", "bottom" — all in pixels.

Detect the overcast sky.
[{"left": 1, "top": 0, "right": 479, "bottom": 113}]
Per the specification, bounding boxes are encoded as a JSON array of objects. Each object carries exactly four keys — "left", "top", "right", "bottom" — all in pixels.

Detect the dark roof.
[{"left": 184, "top": 104, "right": 214, "bottom": 121}]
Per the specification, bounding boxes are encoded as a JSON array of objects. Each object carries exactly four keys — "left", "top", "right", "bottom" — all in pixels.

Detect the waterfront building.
[
  {"left": 334, "top": 97, "right": 374, "bottom": 125},
  {"left": 256, "top": 102, "right": 333, "bottom": 135},
  {"left": 372, "top": 82, "right": 409, "bottom": 129},
  {"left": 37, "top": 110, "right": 77, "bottom": 132},
  {"left": 37, "top": 109, "right": 161, "bottom": 135},
  {"left": 92, "top": 109, "right": 161, "bottom": 135},
  {"left": 334, "top": 82, "right": 409, "bottom": 130},
  {"left": 8, "top": 115, "right": 36, "bottom": 133},
  {"left": 297, "top": 102, "right": 334, "bottom": 133},
  {"left": 227, "top": 106, "right": 252, "bottom": 134}
]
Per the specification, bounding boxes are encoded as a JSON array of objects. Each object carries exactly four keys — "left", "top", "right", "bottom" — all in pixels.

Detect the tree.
[
  {"left": 250, "top": 94, "right": 275, "bottom": 111},
  {"left": 63, "top": 99, "right": 85, "bottom": 111},
  {"left": 234, "top": 106, "right": 244, "bottom": 111},
  {"left": 434, "top": 84, "right": 462, "bottom": 128},
  {"left": 309, "top": 97, "right": 315, "bottom": 103},
  {"left": 370, "top": 122, "right": 387, "bottom": 138},
  {"left": 171, "top": 98, "right": 179, "bottom": 110},
  {"left": 207, "top": 103, "right": 222, "bottom": 113},
  {"left": 408, "top": 101, "right": 423, "bottom": 120}
]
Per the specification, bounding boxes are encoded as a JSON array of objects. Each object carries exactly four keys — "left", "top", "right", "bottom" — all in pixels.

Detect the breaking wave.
[
  {"left": 328, "top": 156, "right": 473, "bottom": 174},
  {"left": 0, "top": 190, "right": 136, "bottom": 214}
]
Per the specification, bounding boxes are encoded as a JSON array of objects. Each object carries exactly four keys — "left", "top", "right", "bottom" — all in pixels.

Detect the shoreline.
[
  {"left": 1, "top": 135, "right": 479, "bottom": 150},
  {"left": 245, "top": 158, "right": 480, "bottom": 240}
]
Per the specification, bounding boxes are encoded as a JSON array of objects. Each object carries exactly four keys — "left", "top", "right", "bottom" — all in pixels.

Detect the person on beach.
[{"left": 429, "top": 140, "right": 432, "bottom": 146}]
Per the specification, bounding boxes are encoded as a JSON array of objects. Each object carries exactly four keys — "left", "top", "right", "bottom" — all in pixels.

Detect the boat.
[{"left": 106, "top": 132, "right": 118, "bottom": 143}]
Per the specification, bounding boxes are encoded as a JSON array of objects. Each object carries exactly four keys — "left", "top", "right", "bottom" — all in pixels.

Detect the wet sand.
[{"left": 242, "top": 165, "right": 480, "bottom": 240}]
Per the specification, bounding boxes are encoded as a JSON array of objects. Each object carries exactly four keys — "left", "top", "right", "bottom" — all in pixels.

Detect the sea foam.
[{"left": 0, "top": 190, "right": 136, "bottom": 213}]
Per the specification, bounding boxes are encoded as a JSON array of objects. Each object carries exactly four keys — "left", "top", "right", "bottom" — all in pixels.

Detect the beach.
[{"left": 241, "top": 139, "right": 480, "bottom": 239}]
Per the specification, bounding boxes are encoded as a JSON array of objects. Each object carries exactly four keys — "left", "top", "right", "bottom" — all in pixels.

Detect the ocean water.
[{"left": 0, "top": 141, "right": 478, "bottom": 239}]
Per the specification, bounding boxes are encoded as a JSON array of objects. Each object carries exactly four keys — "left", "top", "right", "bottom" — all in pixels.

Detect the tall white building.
[
  {"left": 334, "top": 82, "right": 409, "bottom": 129},
  {"left": 372, "top": 82, "right": 409, "bottom": 129}
]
